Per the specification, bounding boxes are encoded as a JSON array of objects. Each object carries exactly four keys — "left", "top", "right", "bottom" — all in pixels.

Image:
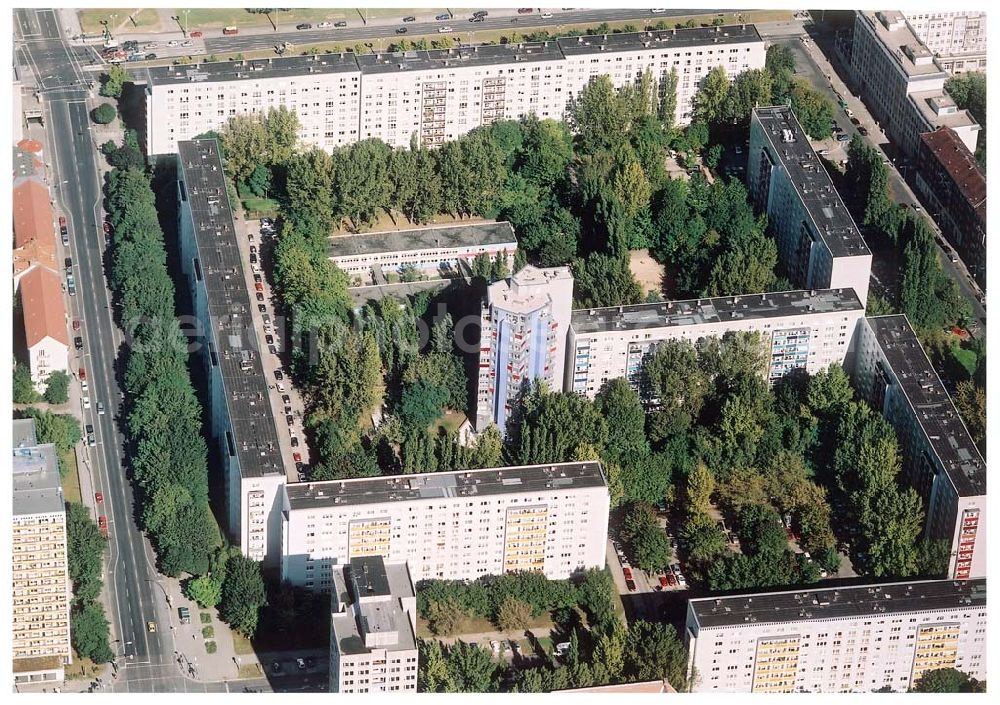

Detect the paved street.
[{"left": 16, "top": 7, "right": 181, "bottom": 691}]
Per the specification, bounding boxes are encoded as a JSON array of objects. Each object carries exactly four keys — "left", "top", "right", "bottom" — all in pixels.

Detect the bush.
[
  {"left": 92, "top": 103, "right": 117, "bottom": 125},
  {"left": 202, "top": 626, "right": 215, "bottom": 639},
  {"left": 44, "top": 370, "right": 70, "bottom": 404},
  {"left": 205, "top": 641, "right": 217, "bottom": 654},
  {"left": 200, "top": 612, "right": 213, "bottom": 624},
  {"left": 13, "top": 363, "right": 41, "bottom": 403},
  {"left": 185, "top": 574, "right": 223, "bottom": 608}
]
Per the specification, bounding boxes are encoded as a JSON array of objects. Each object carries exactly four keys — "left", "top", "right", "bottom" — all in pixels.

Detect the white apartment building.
[
  {"left": 329, "top": 556, "right": 418, "bottom": 693},
  {"left": 281, "top": 461, "right": 610, "bottom": 589},
  {"left": 749, "top": 107, "right": 872, "bottom": 305},
  {"left": 177, "top": 140, "right": 287, "bottom": 567},
  {"left": 13, "top": 425, "right": 72, "bottom": 686},
  {"left": 329, "top": 221, "right": 517, "bottom": 284},
  {"left": 567, "top": 288, "right": 865, "bottom": 399},
  {"left": 476, "top": 265, "right": 574, "bottom": 432},
  {"left": 853, "top": 316, "right": 986, "bottom": 581},
  {"left": 686, "top": 578, "right": 987, "bottom": 693},
  {"left": 848, "top": 11, "right": 980, "bottom": 159},
  {"left": 144, "top": 26, "right": 765, "bottom": 155},
  {"left": 902, "top": 11, "right": 986, "bottom": 74}
]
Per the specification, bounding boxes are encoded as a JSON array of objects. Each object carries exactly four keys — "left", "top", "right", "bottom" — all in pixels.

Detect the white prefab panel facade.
[
  {"left": 567, "top": 291, "right": 864, "bottom": 399},
  {"left": 686, "top": 581, "right": 987, "bottom": 693},
  {"left": 331, "top": 647, "right": 419, "bottom": 694},
  {"left": 281, "top": 464, "right": 610, "bottom": 589},
  {"left": 902, "top": 12, "right": 986, "bottom": 72},
  {"left": 853, "top": 316, "right": 986, "bottom": 580}
]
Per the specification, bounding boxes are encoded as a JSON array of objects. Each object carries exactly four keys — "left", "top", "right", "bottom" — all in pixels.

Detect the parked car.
[
  {"left": 271, "top": 662, "right": 282, "bottom": 674},
  {"left": 59, "top": 216, "right": 66, "bottom": 227},
  {"left": 473, "top": 10, "right": 489, "bottom": 18},
  {"left": 253, "top": 273, "right": 263, "bottom": 283},
  {"left": 75, "top": 336, "right": 84, "bottom": 351},
  {"left": 518, "top": 8, "right": 534, "bottom": 13},
  {"left": 222, "top": 27, "right": 238, "bottom": 36},
  {"left": 470, "top": 16, "right": 485, "bottom": 23},
  {"left": 178, "top": 606, "right": 191, "bottom": 624},
  {"left": 98, "top": 515, "right": 108, "bottom": 535},
  {"left": 258, "top": 304, "right": 267, "bottom": 313},
  {"left": 850, "top": 117, "right": 861, "bottom": 126},
  {"left": 290, "top": 436, "right": 300, "bottom": 448},
  {"left": 836, "top": 133, "right": 850, "bottom": 142},
  {"left": 293, "top": 452, "right": 303, "bottom": 463},
  {"left": 265, "top": 334, "right": 274, "bottom": 346},
  {"left": 665, "top": 573, "right": 677, "bottom": 587},
  {"left": 317, "top": 21, "right": 332, "bottom": 28},
  {"left": 403, "top": 16, "right": 416, "bottom": 22},
  {"left": 95, "top": 492, "right": 104, "bottom": 504},
  {"left": 256, "top": 292, "right": 265, "bottom": 302},
  {"left": 72, "top": 319, "right": 81, "bottom": 331},
  {"left": 622, "top": 567, "right": 633, "bottom": 581},
  {"left": 146, "top": 53, "right": 157, "bottom": 60},
  {"left": 296, "top": 658, "right": 306, "bottom": 670},
  {"left": 541, "top": 12, "right": 553, "bottom": 18},
  {"left": 857, "top": 126, "right": 869, "bottom": 136},
  {"left": 274, "top": 369, "right": 284, "bottom": 381},
  {"left": 190, "top": 31, "right": 203, "bottom": 38},
  {"left": 296, "top": 23, "right": 312, "bottom": 30},
  {"left": 255, "top": 282, "right": 264, "bottom": 292},
  {"left": 282, "top": 394, "right": 291, "bottom": 405},
  {"left": 625, "top": 578, "right": 637, "bottom": 592},
  {"left": 676, "top": 573, "right": 687, "bottom": 587},
  {"left": 334, "top": 21, "right": 347, "bottom": 27},
  {"left": 658, "top": 575, "right": 670, "bottom": 589},
  {"left": 249, "top": 253, "right": 258, "bottom": 264},
  {"left": 438, "top": 26, "right": 453, "bottom": 33},
  {"left": 79, "top": 367, "right": 86, "bottom": 381},
  {"left": 102, "top": 220, "right": 112, "bottom": 233},
  {"left": 181, "top": 40, "right": 193, "bottom": 47},
  {"left": 86, "top": 424, "right": 96, "bottom": 446},
  {"left": 97, "top": 402, "right": 105, "bottom": 415}
]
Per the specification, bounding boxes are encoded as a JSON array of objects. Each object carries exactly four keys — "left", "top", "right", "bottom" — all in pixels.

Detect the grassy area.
[
  {"left": 231, "top": 632, "right": 254, "bottom": 656},
  {"left": 78, "top": 8, "right": 161, "bottom": 35},
  {"left": 238, "top": 663, "right": 263, "bottom": 679},
  {"left": 174, "top": 7, "right": 349, "bottom": 30},
  {"left": 416, "top": 612, "right": 555, "bottom": 639},
  {"left": 241, "top": 196, "right": 280, "bottom": 217},
  {"left": 202, "top": 626, "right": 215, "bottom": 639},
  {"left": 200, "top": 611, "right": 212, "bottom": 624},
  {"left": 64, "top": 653, "right": 101, "bottom": 681},
  {"left": 62, "top": 451, "right": 82, "bottom": 505},
  {"left": 432, "top": 410, "right": 467, "bottom": 435},
  {"left": 950, "top": 338, "right": 979, "bottom": 378},
  {"left": 205, "top": 641, "right": 217, "bottom": 654}
]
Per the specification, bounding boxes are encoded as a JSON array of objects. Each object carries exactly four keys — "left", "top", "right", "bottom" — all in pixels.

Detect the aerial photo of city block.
[{"left": 9, "top": 3, "right": 987, "bottom": 695}]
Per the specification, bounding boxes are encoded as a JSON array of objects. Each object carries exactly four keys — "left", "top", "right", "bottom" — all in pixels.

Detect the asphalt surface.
[
  {"left": 16, "top": 7, "right": 182, "bottom": 691},
  {"left": 202, "top": 8, "right": 727, "bottom": 54}
]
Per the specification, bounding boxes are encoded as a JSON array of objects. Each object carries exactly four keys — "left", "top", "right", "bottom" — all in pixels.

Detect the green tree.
[
  {"left": 285, "top": 148, "right": 335, "bottom": 232},
  {"left": 263, "top": 105, "right": 300, "bottom": 166},
  {"left": 571, "top": 253, "right": 642, "bottom": 309},
  {"left": 444, "top": 640, "right": 500, "bottom": 692},
  {"left": 571, "top": 75, "right": 632, "bottom": 153},
  {"left": 92, "top": 102, "right": 116, "bottom": 124},
  {"left": 333, "top": 139, "right": 394, "bottom": 228},
  {"left": 789, "top": 80, "right": 835, "bottom": 139},
  {"left": 495, "top": 596, "right": 533, "bottom": 632},
  {"left": 912, "top": 667, "right": 986, "bottom": 693},
  {"left": 71, "top": 602, "right": 115, "bottom": 663},
  {"left": 725, "top": 69, "right": 773, "bottom": 124},
  {"left": 221, "top": 113, "right": 268, "bottom": 184},
  {"left": 43, "top": 370, "right": 70, "bottom": 404},
  {"left": 398, "top": 379, "right": 449, "bottom": 430},
  {"left": 220, "top": 554, "right": 266, "bottom": 638},
  {"left": 626, "top": 621, "right": 689, "bottom": 690},
  {"left": 693, "top": 66, "right": 731, "bottom": 125},
  {"left": 185, "top": 574, "right": 223, "bottom": 608},
  {"left": 425, "top": 598, "right": 468, "bottom": 636},
  {"left": 806, "top": 364, "right": 854, "bottom": 416},
  {"left": 16, "top": 407, "right": 81, "bottom": 455},
  {"left": 511, "top": 385, "right": 608, "bottom": 465},
  {"left": 246, "top": 164, "right": 272, "bottom": 198},
  {"left": 659, "top": 66, "right": 679, "bottom": 128},
  {"left": 766, "top": 44, "right": 795, "bottom": 103},
  {"left": 100, "top": 64, "right": 128, "bottom": 98},
  {"left": 901, "top": 220, "right": 946, "bottom": 328},
  {"left": 953, "top": 381, "right": 985, "bottom": 454},
  {"left": 13, "top": 363, "right": 41, "bottom": 403},
  {"left": 66, "top": 502, "right": 106, "bottom": 605},
  {"left": 518, "top": 117, "right": 574, "bottom": 192},
  {"left": 418, "top": 640, "right": 456, "bottom": 692},
  {"left": 594, "top": 379, "right": 649, "bottom": 467},
  {"left": 684, "top": 463, "right": 715, "bottom": 517}
]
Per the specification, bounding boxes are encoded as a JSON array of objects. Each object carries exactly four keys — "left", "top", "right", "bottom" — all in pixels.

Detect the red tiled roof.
[
  {"left": 13, "top": 179, "right": 54, "bottom": 250},
  {"left": 19, "top": 267, "right": 68, "bottom": 348},
  {"left": 920, "top": 128, "right": 986, "bottom": 210},
  {"left": 17, "top": 138, "right": 44, "bottom": 154}
]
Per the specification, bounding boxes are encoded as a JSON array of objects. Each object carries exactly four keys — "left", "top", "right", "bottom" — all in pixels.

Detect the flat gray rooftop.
[
  {"left": 571, "top": 288, "right": 863, "bottom": 335},
  {"left": 867, "top": 315, "right": 985, "bottom": 497},
  {"left": 286, "top": 461, "right": 606, "bottom": 511},
  {"left": 858, "top": 11, "right": 949, "bottom": 80},
  {"left": 13, "top": 444, "right": 64, "bottom": 516},
  {"left": 329, "top": 221, "right": 516, "bottom": 259},
  {"left": 13, "top": 418, "right": 37, "bottom": 448},
  {"left": 332, "top": 559, "right": 415, "bottom": 657},
  {"left": 359, "top": 41, "right": 563, "bottom": 74},
  {"left": 753, "top": 106, "right": 870, "bottom": 259},
  {"left": 145, "top": 53, "right": 360, "bottom": 87},
  {"left": 691, "top": 578, "right": 986, "bottom": 629},
  {"left": 557, "top": 24, "right": 762, "bottom": 55},
  {"left": 145, "top": 25, "right": 761, "bottom": 86},
  {"left": 178, "top": 140, "right": 284, "bottom": 479}
]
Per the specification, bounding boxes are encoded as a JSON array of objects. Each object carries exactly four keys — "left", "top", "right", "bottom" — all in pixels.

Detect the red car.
[
  {"left": 59, "top": 216, "right": 67, "bottom": 227},
  {"left": 659, "top": 575, "right": 670, "bottom": 589},
  {"left": 98, "top": 515, "right": 108, "bottom": 536},
  {"left": 190, "top": 30, "right": 203, "bottom": 38},
  {"left": 255, "top": 282, "right": 264, "bottom": 292},
  {"left": 625, "top": 578, "right": 637, "bottom": 592},
  {"left": 79, "top": 367, "right": 86, "bottom": 381},
  {"left": 518, "top": 8, "right": 534, "bottom": 13},
  {"left": 72, "top": 319, "right": 81, "bottom": 331},
  {"left": 622, "top": 567, "right": 633, "bottom": 581},
  {"left": 665, "top": 573, "right": 677, "bottom": 587},
  {"left": 293, "top": 452, "right": 302, "bottom": 463},
  {"left": 95, "top": 492, "right": 104, "bottom": 504},
  {"left": 103, "top": 221, "right": 112, "bottom": 233}
]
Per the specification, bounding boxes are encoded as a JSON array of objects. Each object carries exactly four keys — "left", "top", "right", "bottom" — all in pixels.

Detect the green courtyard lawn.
[{"left": 78, "top": 8, "right": 160, "bottom": 35}]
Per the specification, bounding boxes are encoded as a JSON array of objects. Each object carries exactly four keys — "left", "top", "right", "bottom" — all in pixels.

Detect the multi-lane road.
[{"left": 16, "top": 7, "right": 182, "bottom": 692}]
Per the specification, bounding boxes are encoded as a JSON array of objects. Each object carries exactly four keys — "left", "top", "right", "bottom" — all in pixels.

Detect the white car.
[
  {"left": 317, "top": 21, "right": 332, "bottom": 28},
  {"left": 438, "top": 26, "right": 453, "bottom": 33},
  {"left": 181, "top": 40, "right": 193, "bottom": 47},
  {"left": 83, "top": 396, "right": 91, "bottom": 409},
  {"left": 167, "top": 40, "right": 179, "bottom": 47},
  {"left": 651, "top": 8, "right": 667, "bottom": 13},
  {"left": 541, "top": 13, "right": 553, "bottom": 19}
]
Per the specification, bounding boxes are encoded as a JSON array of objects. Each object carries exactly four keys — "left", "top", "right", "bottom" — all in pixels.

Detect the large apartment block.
[
  {"left": 13, "top": 420, "right": 72, "bottom": 686},
  {"left": 567, "top": 288, "right": 865, "bottom": 399},
  {"left": 144, "top": 25, "right": 765, "bottom": 155},
  {"left": 749, "top": 107, "right": 872, "bottom": 305},
  {"left": 902, "top": 11, "right": 986, "bottom": 74},
  {"left": 848, "top": 11, "right": 980, "bottom": 159},
  {"left": 329, "top": 221, "right": 517, "bottom": 284},
  {"left": 476, "top": 265, "right": 573, "bottom": 432},
  {"left": 329, "top": 556, "right": 418, "bottom": 693},
  {"left": 177, "top": 140, "right": 287, "bottom": 567},
  {"left": 281, "top": 461, "right": 610, "bottom": 589},
  {"left": 853, "top": 316, "right": 986, "bottom": 580},
  {"left": 686, "top": 578, "right": 986, "bottom": 693}
]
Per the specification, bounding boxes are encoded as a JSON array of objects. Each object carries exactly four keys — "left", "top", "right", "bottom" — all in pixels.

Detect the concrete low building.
[
  {"left": 13, "top": 422, "right": 72, "bottom": 686},
  {"left": 749, "top": 106, "right": 872, "bottom": 305},
  {"left": 913, "top": 127, "right": 986, "bottom": 288},
  {"left": 567, "top": 288, "right": 865, "bottom": 399},
  {"left": 853, "top": 315, "right": 986, "bottom": 580},
  {"left": 177, "top": 139, "right": 287, "bottom": 567},
  {"left": 328, "top": 556, "right": 418, "bottom": 693},
  {"left": 329, "top": 221, "right": 516, "bottom": 284},
  {"left": 476, "top": 265, "right": 574, "bottom": 432},
  {"left": 686, "top": 578, "right": 986, "bottom": 693},
  {"left": 281, "top": 461, "right": 610, "bottom": 588}
]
